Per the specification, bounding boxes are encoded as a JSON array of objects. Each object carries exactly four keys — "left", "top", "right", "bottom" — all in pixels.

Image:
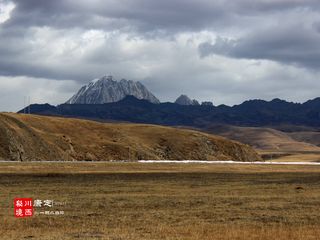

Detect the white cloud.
[
  {"left": 0, "top": 1, "right": 15, "bottom": 24},
  {"left": 0, "top": 76, "right": 79, "bottom": 111}
]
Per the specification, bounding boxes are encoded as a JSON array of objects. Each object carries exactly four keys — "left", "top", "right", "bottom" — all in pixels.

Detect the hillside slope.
[
  {"left": 204, "top": 125, "right": 320, "bottom": 152},
  {"left": 288, "top": 132, "right": 320, "bottom": 147},
  {"left": 0, "top": 113, "right": 261, "bottom": 162}
]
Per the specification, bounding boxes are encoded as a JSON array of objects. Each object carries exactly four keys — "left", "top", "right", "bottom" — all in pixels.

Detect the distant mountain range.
[
  {"left": 17, "top": 75, "right": 320, "bottom": 127},
  {"left": 19, "top": 95, "right": 320, "bottom": 127}
]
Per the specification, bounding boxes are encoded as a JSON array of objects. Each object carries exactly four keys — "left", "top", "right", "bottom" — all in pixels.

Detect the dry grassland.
[{"left": 1, "top": 162, "right": 320, "bottom": 239}]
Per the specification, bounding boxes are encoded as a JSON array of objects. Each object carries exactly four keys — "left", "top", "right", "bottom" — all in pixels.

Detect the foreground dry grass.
[{"left": 1, "top": 162, "right": 320, "bottom": 239}]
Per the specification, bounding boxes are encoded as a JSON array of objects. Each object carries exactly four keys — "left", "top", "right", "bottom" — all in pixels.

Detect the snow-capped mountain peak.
[{"left": 66, "top": 76, "right": 160, "bottom": 104}]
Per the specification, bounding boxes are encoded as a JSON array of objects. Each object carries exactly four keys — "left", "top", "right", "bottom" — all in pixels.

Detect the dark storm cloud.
[
  {"left": 199, "top": 22, "right": 320, "bottom": 69},
  {"left": 0, "top": 0, "right": 319, "bottom": 80},
  {"left": 5, "top": 0, "right": 320, "bottom": 33},
  {"left": 4, "top": 0, "right": 225, "bottom": 33}
]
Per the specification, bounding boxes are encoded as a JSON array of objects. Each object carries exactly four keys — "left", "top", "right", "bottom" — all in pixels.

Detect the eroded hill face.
[{"left": 0, "top": 113, "right": 261, "bottom": 162}]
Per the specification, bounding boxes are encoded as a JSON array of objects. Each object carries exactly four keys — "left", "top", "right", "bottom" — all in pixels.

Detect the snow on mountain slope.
[{"left": 66, "top": 76, "right": 160, "bottom": 104}]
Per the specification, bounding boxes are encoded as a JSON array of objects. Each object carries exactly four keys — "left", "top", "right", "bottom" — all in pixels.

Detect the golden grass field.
[{"left": 1, "top": 162, "right": 320, "bottom": 240}]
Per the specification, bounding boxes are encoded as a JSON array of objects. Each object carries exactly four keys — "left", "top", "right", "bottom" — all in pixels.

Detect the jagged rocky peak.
[
  {"left": 192, "top": 99, "right": 200, "bottom": 106},
  {"left": 201, "top": 101, "right": 213, "bottom": 106},
  {"left": 66, "top": 75, "right": 160, "bottom": 104},
  {"left": 175, "top": 94, "right": 199, "bottom": 106}
]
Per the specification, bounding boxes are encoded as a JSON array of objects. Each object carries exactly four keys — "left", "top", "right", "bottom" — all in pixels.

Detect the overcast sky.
[{"left": 1, "top": 0, "right": 320, "bottom": 111}]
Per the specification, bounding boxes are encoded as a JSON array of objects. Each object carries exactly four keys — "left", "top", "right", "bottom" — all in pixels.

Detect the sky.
[{"left": 1, "top": 0, "right": 320, "bottom": 111}]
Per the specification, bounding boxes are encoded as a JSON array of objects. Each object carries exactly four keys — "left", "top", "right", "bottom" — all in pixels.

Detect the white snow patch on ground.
[
  {"left": 0, "top": 160, "right": 319, "bottom": 165},
  {"left": 138, "top": 160, "right": 320, "bottom": 165}
]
